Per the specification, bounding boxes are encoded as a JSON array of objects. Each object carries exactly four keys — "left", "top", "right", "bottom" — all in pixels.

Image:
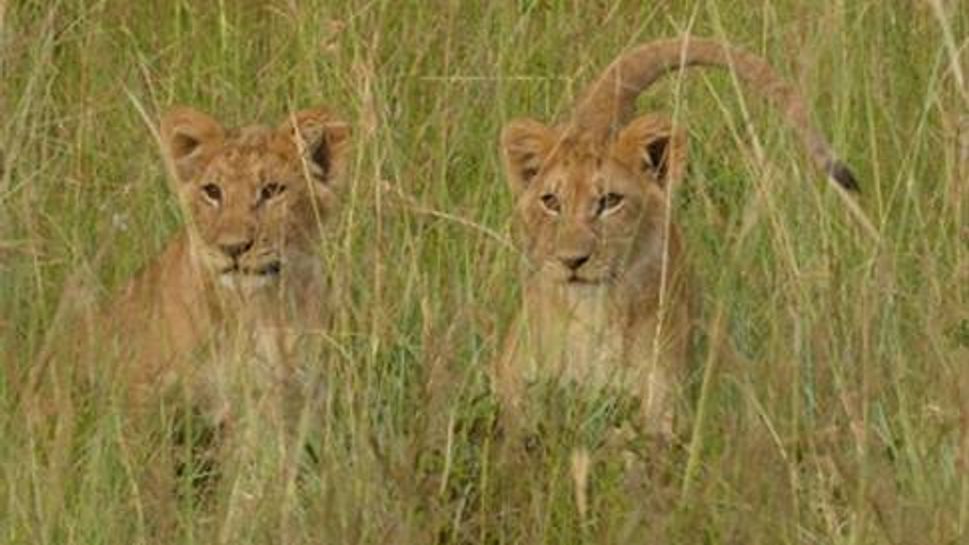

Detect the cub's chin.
[
  {"left": 552, "top": 264, "right": 612, "bottom": 287},
  {"left": 218, "top": 273, "right": 276, "bottom": 293}
]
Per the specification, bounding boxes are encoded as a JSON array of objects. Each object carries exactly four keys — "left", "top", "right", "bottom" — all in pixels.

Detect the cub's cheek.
[{"left": 188, "top": 201, "right": 217, "bottom": 223}]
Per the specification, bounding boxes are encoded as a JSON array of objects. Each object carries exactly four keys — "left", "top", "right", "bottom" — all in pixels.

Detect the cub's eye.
[
  {"left": 201, "top": 183, "right": 222, "bottom": 202},
  {"left": 259, "top": 182, "right": 287, "bottom": 202},
  {"left": 597, "top": 192, "right": 624, "bottom": 215},
  {"left": 540, "top": 193, "right": 561, "bottom": 214}
]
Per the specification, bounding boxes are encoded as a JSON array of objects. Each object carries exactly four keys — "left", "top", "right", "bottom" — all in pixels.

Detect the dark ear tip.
[{"left": 827, "top": 160, "right": 861, "bottom": 193}]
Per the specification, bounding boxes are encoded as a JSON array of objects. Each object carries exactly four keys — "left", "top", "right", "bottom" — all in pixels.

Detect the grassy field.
[{"left": 1, "top": 0, "right": 967, "bottom": 543}]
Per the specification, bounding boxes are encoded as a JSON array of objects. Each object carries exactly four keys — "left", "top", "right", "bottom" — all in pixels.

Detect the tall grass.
[{"left": 1, "top": 1, "right": 966, "bottom": 543}]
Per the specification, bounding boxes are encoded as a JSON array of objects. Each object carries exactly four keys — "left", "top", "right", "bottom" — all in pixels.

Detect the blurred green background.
[{"left": 1, "top": 1, "right": 966, "bottom": 543}]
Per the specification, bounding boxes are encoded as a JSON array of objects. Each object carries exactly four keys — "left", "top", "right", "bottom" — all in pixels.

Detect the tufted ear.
[
  {"left": 160, "top": 106, "right": 225, "bottom": 183},
  {"left": 500, "top": 118, "right": 557, "bottom": 196},
  {"left": 280, "top": 107, "right": 351, "bottom": 187},
  {"left": 611, "top": 114, "right": 687, "bottom": 190}
]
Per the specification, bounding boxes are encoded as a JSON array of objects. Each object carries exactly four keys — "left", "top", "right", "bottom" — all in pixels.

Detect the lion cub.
[
  {"left": 494, "top": 37, "right": 858, "bottom": 439},
  {"left": 86, "top": 106, "right": 349, "bottom": 428}
]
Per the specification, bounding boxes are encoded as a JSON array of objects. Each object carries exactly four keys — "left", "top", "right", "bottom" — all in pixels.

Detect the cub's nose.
[
  {"left": 219, "top": 240, "right": 253, "bottom": 259},
  {"left": 559, "top": 254, "right": 590, "bottom": 272}
]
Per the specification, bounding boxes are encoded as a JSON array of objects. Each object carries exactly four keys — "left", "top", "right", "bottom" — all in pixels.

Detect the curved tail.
[{"left": 571, "top": 37, "right": 859, "bottom": 191}]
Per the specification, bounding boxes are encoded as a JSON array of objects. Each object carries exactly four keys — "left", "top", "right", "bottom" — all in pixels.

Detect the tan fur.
[
  {"left": 21, "top": 106, "right": 350, "bottom": 533},
  {"left": 495, "top": 37, "right": 857, "bottom": 438},
  {"left": 41, "top": 106, "right": 350, "bottom": 428}
]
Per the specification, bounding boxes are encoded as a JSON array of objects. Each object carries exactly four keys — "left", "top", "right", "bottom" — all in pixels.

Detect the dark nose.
[
  {"left": 220, "top": 240, "right": 253, "bottom": 259},
  {"left": 559, "top": 254, "right": 590, "bottom": 271}
]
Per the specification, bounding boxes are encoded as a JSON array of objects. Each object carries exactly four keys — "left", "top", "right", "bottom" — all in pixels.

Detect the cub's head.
[
  {"left": 160, "top": 106, "right": 350, "bottom": 288},
  {"left": 500, "top": 114, "right": 685, "bottom": 286}
]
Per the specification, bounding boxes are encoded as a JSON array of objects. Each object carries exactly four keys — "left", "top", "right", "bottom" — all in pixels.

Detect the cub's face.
[
  {"left": 160, "top": 107, "right": 350, "bottom": 288},
  {"left": 500, "top": 114, "right": 685, "bottom": 286}
]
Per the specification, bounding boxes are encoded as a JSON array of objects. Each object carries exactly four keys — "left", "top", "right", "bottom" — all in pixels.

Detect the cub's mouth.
[
  {"left": 565, "top": 273, "right": 603, "bottom": 286},
  {"left": 221, "top": 260, "right": 282, "bottom": 277}
]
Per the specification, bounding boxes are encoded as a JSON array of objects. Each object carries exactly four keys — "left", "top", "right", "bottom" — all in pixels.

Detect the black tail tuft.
[{"left": 826, "top": 160, "right": 860, "bottom": 193}]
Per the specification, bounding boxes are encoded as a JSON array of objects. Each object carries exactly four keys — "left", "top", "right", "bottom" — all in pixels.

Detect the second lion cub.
[{"left": 493, "top": 37, "right": 858, "bottom": 440}]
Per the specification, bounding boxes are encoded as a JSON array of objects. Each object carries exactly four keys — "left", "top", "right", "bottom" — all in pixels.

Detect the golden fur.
[
  {"left": 21, "top": 106, "right": 350, "bottom": 534},
  {"left": 495, "top": 37, "right": 858, "bottom": 438},
  {"left": 37, "top": 106, "right": 350, "bottom": 430}
]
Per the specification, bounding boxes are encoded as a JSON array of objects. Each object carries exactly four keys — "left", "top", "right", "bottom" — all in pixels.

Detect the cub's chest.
[
  {"left": 523, "top": 286, "right": 646, "bottom": 391},
  {"left": 190, "top": 290, "right": 318, "bottom": 424}
]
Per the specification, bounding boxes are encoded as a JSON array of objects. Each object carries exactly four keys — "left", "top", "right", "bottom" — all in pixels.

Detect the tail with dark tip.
[
  {"left": 825, "top": 159, "right": 860, "bottom": 192},
  {"left": 570, "top": 36, "right": 860, "bottom": 192}
]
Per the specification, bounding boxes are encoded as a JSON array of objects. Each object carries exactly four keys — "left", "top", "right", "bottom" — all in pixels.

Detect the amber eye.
[
  {"left": 259, "top": 182, "right": 287, "bottom": 202},
  {"left": 201, "top": 183, "right": 222, "bottom": 202},
  {"left": 540, "top": 193, "right": 561, "bottom": 214},
  {"left": 597, "top": 192, "right": 624, "bottom": 215}
]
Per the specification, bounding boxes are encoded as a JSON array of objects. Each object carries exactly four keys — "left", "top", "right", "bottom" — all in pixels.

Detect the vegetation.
[{"left": 1, "top": 1, "right": 966, "bottom": 543}]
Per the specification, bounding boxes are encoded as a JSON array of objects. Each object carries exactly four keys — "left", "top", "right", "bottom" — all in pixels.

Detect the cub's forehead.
[
  {"left": 537, "top": 148, "right": 641, "bottom": 198},
  {"left": 205, "top": 125, "right": 299, "bottom": 178},
  {"left": 540, "top": 149, "right": 605, "bottom": 188}
]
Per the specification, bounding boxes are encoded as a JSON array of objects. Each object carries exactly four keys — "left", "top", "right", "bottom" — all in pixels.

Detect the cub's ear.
[
  {"left": 500, "top": 118, "right": 556, "bottom": 195},
  {"left": 281, "top": 108, "right": 351, "bottom": 187},
  {"left": 159, "top": 106, "right": 225, "bottom": 183},
  {"left": 611, "top": 114, "right": 687, "bottom": 189}
]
